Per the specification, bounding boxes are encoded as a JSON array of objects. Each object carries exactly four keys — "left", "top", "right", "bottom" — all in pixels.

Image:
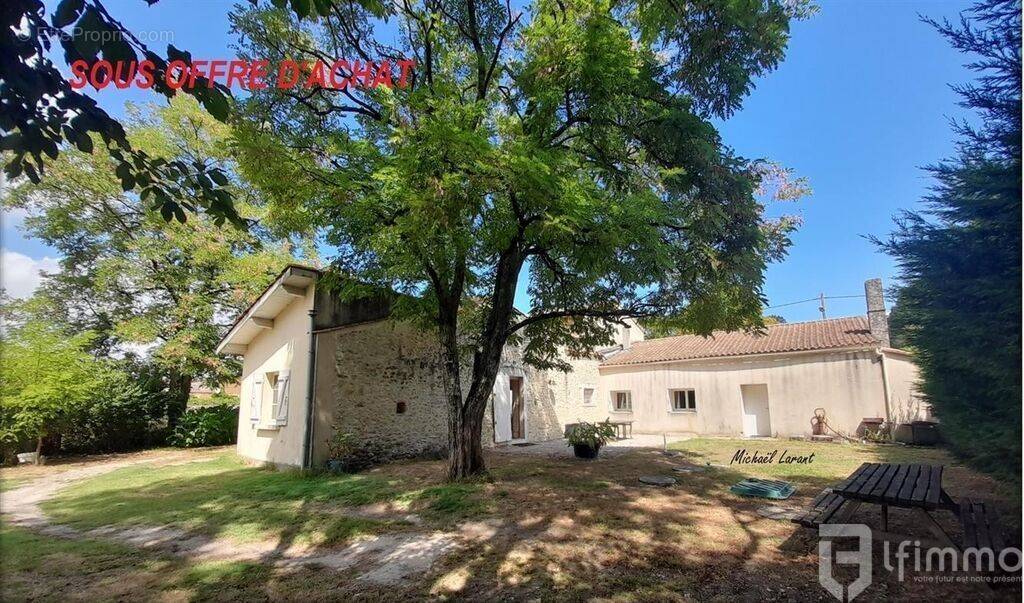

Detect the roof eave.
[
  {"left": 215, "top": 265, "right": 319, "bottom": 355},
  {"left": 599, "top": 344, "right": 879, "bottom": 369}
]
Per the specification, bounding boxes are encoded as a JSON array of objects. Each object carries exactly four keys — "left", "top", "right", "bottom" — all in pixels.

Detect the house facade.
[{"left": 217, "top": 267, "right": 924, "bottom": 469}]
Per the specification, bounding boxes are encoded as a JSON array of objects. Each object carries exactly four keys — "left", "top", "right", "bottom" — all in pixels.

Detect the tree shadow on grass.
[
  {"left": 420, "top": 444, "right": 1020, "bottom": 601},
  {"left": 29, "top": 443, "right": 1022, "bottom": 601}
]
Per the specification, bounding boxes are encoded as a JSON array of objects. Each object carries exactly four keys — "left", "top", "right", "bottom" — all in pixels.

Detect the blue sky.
[{"left": 2, "top": 0, "right": 975, "bottom": 321}]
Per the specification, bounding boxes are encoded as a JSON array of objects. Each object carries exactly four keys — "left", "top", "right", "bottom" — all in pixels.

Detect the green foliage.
[
  {"left": 565, "top": 421, "right": 617, "bottom": 448},
  {"left": 60, "top": 370, "right": 170, "bottom": 454},
  {"left": 1, "top": 0, "right": 240, "bottom": 225},
  {"left": 3, "top": 97, "right": 301, "bottom": 425},
  {"left": 188, "top": 394, "right": 241, "bottom": 409},
  {"left": 0, "top": 319, "right": 106, "bottom": 450},
  {"left": 168, "top": 404, "right": 239, "bottom": 448},
  {"left": 877, "top": 0, "right": 1021, "bottom": 480}
]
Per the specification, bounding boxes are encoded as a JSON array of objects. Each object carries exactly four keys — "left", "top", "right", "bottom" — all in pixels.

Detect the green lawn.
[
  {"left": 0, "top": 475, "right": 31, "bottom": 492},
  {"left": 41, "top": 453, "right": 485, "bottom": 547},
  {"left": 0, "top": 526, "right": 342, "bottom": 602},
  {"left": 669, "top": 437, "right": 951, "bottom": 481},
  {"left": 8, "top": 442, "right": 1020, "bottom": 601},
  {"left": 669, "top": 437, "right": 1020, "bottom": 515}
]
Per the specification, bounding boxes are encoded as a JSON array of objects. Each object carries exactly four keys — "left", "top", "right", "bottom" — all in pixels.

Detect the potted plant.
[{"left": 566, "top": 421, "right": 617, "bottom": 459}]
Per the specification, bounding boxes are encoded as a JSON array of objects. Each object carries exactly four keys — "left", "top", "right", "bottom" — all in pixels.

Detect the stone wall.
[
  {"left": 310, "top": 318, "right": 614, "bottom": 466},
  {"left": 311, "top": 320, "right": 450, "bottom": 466}
]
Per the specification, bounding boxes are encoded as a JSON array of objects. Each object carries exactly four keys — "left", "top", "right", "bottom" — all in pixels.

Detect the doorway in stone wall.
[{"left": 510, "top": 377, "right": 525, "bottom": 440}]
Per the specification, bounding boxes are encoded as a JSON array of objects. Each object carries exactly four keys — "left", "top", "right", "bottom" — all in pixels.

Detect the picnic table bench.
[
  {"left": 795, "top": 462, "right": 1008, "bottom": 557},
  {"left": 607, "top": 420, "right": 633, "bottom": 440},
  {"left": 794, "top": 463, "right": 959, "bottom": 544},
  {"left": 959, "top": 499, "right": 1008, "bottom": 556}
]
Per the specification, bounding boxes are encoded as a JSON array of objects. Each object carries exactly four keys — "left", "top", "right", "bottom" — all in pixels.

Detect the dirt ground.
[{"left": 1, "top": 440, "right": 1020, "bottom": 601}]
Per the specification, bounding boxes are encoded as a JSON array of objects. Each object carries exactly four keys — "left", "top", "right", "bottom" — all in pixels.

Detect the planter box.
[
  {"left": 16, "top": 452, "right": 38, "bottom": 465},
  {"left": 573, "top": 443, "right": 600, "bottom": 459}
]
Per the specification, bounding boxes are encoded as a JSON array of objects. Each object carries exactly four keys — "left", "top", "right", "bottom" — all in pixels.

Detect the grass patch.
[
  {"left": 0, "top": 526, "right": 316, "bottom": 601},
  {"left": 411, "top": 483, "right": 489, "bottom": 519},
  {"left": 0, "top": 474, "right": 30, "bottom": 492},
  {"left": 5, "top": 443, "right": 1016, "bottom": 601},
  {"left": 41, "top": 453, "right": 406, "bottom": 546},
  {"left": 669, "top": 437, "right": 952, "bottom": 485}
]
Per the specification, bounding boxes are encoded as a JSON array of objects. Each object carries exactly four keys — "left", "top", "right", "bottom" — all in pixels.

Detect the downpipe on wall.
[{"left": 302, "top": 308, "right": 318, "bottom": 469}]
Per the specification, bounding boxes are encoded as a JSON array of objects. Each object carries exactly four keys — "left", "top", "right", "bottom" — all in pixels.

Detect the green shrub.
[
  {"left": 168, "top": 404, "right": 238, "bottom": 448},
  {"left": 59, "top": 371, "right": 170, "bottom": 454},
  {"left": 187, "top": 393, "right": 240, "bottom": 409},
  {"left": 565, "top": 421, "right": 617, "bottom": 448}
]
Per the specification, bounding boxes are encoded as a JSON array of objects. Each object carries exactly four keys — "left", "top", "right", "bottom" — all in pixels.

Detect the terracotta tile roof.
[{"left": 600, "top": 316, "right": 880, "bottom": 367}]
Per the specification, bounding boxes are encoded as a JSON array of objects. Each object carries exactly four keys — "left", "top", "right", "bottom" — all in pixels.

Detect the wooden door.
[
  {"left": 510, "top": 377, "right": 525, "bottom": 440},
  {"left": 492, "top": 373, "right": 512, "bottom": 443}
]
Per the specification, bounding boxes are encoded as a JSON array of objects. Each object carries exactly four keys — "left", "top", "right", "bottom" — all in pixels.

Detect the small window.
[
  {"left": 670, "top": 389, "right": 696, "bottom": 412},
  {"left": 266, "top": 372, "right": 280, "bottom": 421},
  {"left": 582, "top": 387, "right": 595, "bottom": 407},
  {"left": 611, "top": 391, "right": 632, "bottom": 412}
]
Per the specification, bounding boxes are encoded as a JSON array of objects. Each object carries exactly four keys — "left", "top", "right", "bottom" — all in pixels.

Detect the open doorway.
[
  {"left": 510, "top": 377, "right": 525, "bottom": 440},
  {"left": 740, "top": 384, "right": 772, "bottom": 437},
  {"left": 492, "top": 374, "right": 527, "bottom": 443}
]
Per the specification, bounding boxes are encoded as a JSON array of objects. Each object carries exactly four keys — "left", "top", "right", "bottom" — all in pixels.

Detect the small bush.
[
  {"left": 60, "top": 372, "right": 170, "bottom": 454},
  {"left": 565, "top": 420, "right": 617, "bottom": 448},
  {"left": 168, "top": 404, "right": 238, "bottom": 448},
  {"left": 187, "top": 393, "right": 240, "bottom": 409}
]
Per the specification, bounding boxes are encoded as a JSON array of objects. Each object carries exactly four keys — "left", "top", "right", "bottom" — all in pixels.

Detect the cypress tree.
[{"left": 879, "top": 0, "right": 1021, "bottom": 478}]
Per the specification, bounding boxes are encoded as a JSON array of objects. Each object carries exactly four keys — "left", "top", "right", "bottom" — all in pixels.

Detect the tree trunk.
[
  {"left": 166, "top": 371, "right": 193, "bottom": 429},
  {"left": 444, "top": 248, "right": 524, "bottom": 481},
  {"left": 34, "top": 435, "right": 43, "bottom": 465}
]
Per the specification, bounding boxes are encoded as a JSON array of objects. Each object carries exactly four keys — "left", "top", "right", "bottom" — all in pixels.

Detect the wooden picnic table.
[
  {"left": 829, "top": 462, "right": 958, "bottom": 545},
  {"left": 797, "top": 462, "right": 1010, "bottom": 573}
]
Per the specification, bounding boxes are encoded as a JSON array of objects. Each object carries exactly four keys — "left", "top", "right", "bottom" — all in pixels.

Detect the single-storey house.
[{"left": 216, "top": 268, "right": 925, "bottom": 468}]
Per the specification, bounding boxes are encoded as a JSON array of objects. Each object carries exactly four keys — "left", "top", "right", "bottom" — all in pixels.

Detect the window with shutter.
[
  {"left": 250, "top": 376, "right": 263, "bottom": 423},
  {"left": 275, "top": 369, "right": 291, "bottom": 425}
]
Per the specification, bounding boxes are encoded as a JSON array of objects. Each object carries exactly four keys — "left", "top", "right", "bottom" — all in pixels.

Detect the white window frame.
[
  {"left": 267, "top": 371, "right": 281, "bottom": 423},
  {"left": 581, "top": 386, "right": 596, "bottom": 407},
  {"left": 669, "top": 388, "right": 697, "bottom": 413},
  {"left": 610, "top": 390, "right": 632, "bottom": 413}
]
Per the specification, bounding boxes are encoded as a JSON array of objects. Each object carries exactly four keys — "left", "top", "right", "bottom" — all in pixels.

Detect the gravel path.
[{"left": 0, "top": 451, "right": 485, "bottom": 585}]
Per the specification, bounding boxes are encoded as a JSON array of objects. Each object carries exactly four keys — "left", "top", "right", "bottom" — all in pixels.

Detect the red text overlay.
[{"left": 69, "top": 58, "right": 415, "bottom": 91}]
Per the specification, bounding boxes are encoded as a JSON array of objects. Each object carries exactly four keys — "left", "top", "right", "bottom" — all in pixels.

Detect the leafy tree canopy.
[
  {"left": 229, "top": 0, "right": 813, "bottom": 478},
  {"left": 1, "top": 0, "right": 240, "bottom": 224},
  {"left": 0, "top": 310, "right": 107, "bottom": 457},
  {"left": 3, "top": 96, "right": 303, "bottom": 425}
]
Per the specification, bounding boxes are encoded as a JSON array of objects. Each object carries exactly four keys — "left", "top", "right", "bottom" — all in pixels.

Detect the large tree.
[
  {"left": 878, "top": 0, "right": 1021, "bottom": 478},
  {"left": 230, "top": 0, "right": 811, "bottom": 479},
  {"left": 4, "top": 97, "right": 300, "bottom": 426}
]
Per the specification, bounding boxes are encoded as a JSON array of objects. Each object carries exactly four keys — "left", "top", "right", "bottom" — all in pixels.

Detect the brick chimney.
[{"left": 864, "top": 278, "right": 890, "bottom": 348}]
